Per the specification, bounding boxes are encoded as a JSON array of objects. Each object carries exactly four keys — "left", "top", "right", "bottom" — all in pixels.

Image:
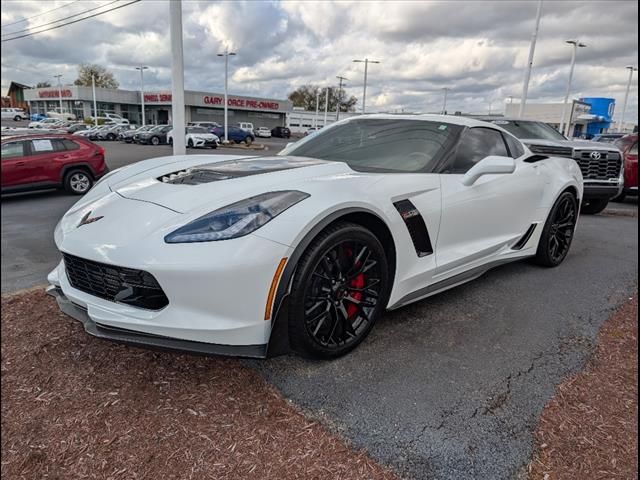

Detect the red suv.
[
  {"left": 613, "top": 133, "right": 638, "bottom": 202},
  {"left": 1, "top": 134, "right": 108, "bottom": 195}
]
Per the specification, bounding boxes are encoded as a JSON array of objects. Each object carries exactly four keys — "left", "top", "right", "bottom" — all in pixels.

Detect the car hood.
[
  {"left": 110, "top": 155, "right": 351, "bottom": 213},
  {"left": 521, "top": 138, "right": 620, "bottom": 151}
]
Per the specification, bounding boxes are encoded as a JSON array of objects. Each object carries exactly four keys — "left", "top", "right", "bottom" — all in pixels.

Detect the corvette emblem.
[
  {"left": 77, "top": 211, "right": 104, "bottom": 228},
  {"left": 590, "top": 151, "right": 602, "bottom": 160}
]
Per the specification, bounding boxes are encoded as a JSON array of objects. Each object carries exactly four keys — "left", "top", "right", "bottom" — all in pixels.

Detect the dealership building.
[{"left": 23, "top": 85, "right": 292, "bottom": 128}]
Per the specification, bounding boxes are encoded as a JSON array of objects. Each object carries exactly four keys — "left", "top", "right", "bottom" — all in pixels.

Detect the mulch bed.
[
  {"left": 1, "top": 289, "right": 397, "bottom": 480},
  {"left": 529, "top": 294, "right": 638, "bottom": 480}
]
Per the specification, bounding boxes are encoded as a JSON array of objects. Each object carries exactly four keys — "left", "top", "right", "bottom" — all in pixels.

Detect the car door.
[
  {"left": 25, "top": 138, "right": 70, "bottom": 184},
  {"left": 435, "top": 127, "right": 544, "bottom": 275},
  {"left": 1, "top": 140, "right": 29, "bottom": 187}
]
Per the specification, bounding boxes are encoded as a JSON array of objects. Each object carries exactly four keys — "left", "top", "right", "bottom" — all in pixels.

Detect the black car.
[
  {"left": 271, "top": 126, "right": 291, "bottom": 138},
  {"left": 121, "top": 125, "right": 155, "bottom": 143},
  {"left": 138, "top": 125, "right": 172, "bottom": 145}
]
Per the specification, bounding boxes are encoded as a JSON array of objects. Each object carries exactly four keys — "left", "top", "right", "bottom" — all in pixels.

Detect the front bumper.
[
  {"left": 46, "top": 285, "right": 268, "bottom": 358},
  {"left": 583, "top": 182, "right": 622, "bottom": 200}
]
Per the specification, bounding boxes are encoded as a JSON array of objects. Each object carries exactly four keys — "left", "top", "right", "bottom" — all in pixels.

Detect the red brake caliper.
[{"left": 347, "top": 273, "right": 364, "bottom": 318}]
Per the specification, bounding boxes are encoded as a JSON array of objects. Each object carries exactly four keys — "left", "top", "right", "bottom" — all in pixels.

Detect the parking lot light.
[
  {"left": 135, "top": 66, "right": 149, "bottom": 126},
  {"left": 617, "top": 66, "right": 637, "bottom": 132},
  {"left": 559, "top": 39, "right": 587, "bottom": 136},
  {"left": 54, "top": 74, "right": 63, "bottom": 116},
  {"left": 441, "top": 87, "right": 450, "bottom": 114},
  {"left": 353, "top": 58, "right": 380, "bottom": 114},
  {"left": 217, "top": 49, "right": 236, "bottom": 143},
  {"left": 519, "top": 0, "right": 544, "bottom": 118}
]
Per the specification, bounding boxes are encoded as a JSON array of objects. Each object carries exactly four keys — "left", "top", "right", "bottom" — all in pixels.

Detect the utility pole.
[
  {"left": 54, "top": 74, "right": 63, "bottom": 115},
  {"left": 559, "top": 39, "right": 586, "bottom": 136},
  {"left": 91, "top": 74, "right": 98, "bottom": 126},
  {"left": 336, "top": 75, "right": 348, "bottom": 121},
  {"left": 353, "top": 58, "right": 380, "bottom": 114},
  {"left": 136, "top": 66, "right": 149, "bottom": 126},
  {"left": 169, "top": 0, "right": 186, "bottom": 155},
  {"left": 519, "top": 0, "right": 543, "bottom": 118},
  {"left": 314, "top": 88, "right": 320, "bottom": 128},
  {"left": 441, "top": 87, "right": 450, "bottom": 114},
  {"left": 324, "top": 87, "right": 329, "bottom": 126},
  {"left": 217, "top": 48, "right": 236, "bottom": 143},
  {"left": 617, "top": 66, "right": 637, "bottom": 132}
]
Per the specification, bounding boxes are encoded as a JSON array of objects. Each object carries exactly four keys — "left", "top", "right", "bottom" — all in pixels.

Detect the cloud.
[{"left": 1, "top": 0, "right": 637, "bottom": 121}]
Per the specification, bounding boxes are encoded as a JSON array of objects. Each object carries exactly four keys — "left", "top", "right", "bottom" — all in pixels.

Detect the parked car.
[
  {"left": 167, "top": 126, "right": 218, "bottom": 148},
  {"left": 137, "top": 125, "right": 173, "bottom": 145},
  {"left": 46, "top": 110, "right": 77, "bottom": 121},
  {"left": 30, "top": 113, "right": 47, "bottom": 122},
  {"left": 271, "top": 126, "right": 291, "bottom": 138},
  {"left": 212, "top": 126, "right": 255, "bottom": 145},
  {"left": 96, "top": 124, "right": 137, "bottom": 141},
  {"left": 46, "top": 114, "right": 583, "bottom": 359},
  {"left": 304, "top": 126, "right": 322, "bottom": 136},
  {"left": 66, "top": 123, "right": 89, "bottom": 134},
  {"left": 254, "top": 126, "right": 272, "bottom": 138},
  {"left": 28, "top": 118, "right": 65, "bottom": 129},
  {"left": 592, "top": 133, "right": 626, "bottom": 144},
  {"left": 188, "top": 121, "right": 221, "bottom": 134},
  {"left": 612, "top": 134, "right": 638, "bottom": 202},
  {"left": 120, "top": 125, "right": 155, "bottom": 142},
  {"left": 1, "top": 108, "right": 27, "bottom": 121},
  {"left": 480, "top": 118, "right": 624, "bottom": 214},
  {"left": 1, "top": 133, "right": 107, "bottom": 195},
  {"left": 74, "top": 126, "right": 102, "bottom": 138}
]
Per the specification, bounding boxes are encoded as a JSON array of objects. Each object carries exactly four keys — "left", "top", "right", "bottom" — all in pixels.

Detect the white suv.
[{"left": 1, "top": 108, "right": 27, "bottom": 121}]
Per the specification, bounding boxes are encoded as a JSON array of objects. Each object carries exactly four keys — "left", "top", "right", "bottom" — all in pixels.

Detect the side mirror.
[{"left": 461, "top": 155, "right": 515, "bottom": 186}]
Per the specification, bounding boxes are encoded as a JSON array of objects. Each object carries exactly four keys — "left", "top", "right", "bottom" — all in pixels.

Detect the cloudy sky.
[{"left": 1, "top": 0, "right": 638, "bottom": 121}]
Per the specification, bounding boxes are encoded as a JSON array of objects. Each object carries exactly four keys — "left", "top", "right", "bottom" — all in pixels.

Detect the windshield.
[
  {"left": 489, "top": 120, "right": 566, "bottom": 141},
  {"left": 279, "top": 118, "right": 462, "bottom": 173}
]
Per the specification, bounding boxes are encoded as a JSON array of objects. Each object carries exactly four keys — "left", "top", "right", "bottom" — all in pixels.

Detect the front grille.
[
  {"left": 573, "top": 151, "right": 622, "bottom": 181},
  {"left": 63, "top": 253, "right": 169, "bottom": 310},
  {"left": 527, "top": 144, "right": 573, "bottom": 157}
]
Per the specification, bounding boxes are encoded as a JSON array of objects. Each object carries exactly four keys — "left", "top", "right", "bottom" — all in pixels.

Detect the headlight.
[{"left": 164, "top": 190, "right": 309, "bottom": 243}]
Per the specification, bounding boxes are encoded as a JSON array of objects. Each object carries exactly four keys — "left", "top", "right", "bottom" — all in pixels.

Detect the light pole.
[
  {"left": 217, "top": 48, "right": 236, "bottom": 143},
  {"left": 136, "top": 66, "right": 149, "bottom": 126},
  {"left": 91, "top": 74, "right": 98, "bottom": 126},
  {"left": 353, "top": 58, "right": 380, "bottom": 114},
  {"left": 323, "top": 87, "right": 329, "bottom": 126},
  {"left": 559, "top": 39, "right": 586, "bottom": 136},
  {"left": 441, "top": 87, "right": 450, "bottom": 114},
  {"left": 519, "top": 0, "right": 543, "bottom": 118},
  {"left": 169, "top": 0, "right": 186, "bottom": 155},
  {"left": 54, "top": 74, "right": 63, "bottom": 115},
  {"left": 335, "top": 75, "right": 348, "bottom": 121},
  {"left": 314, "top": 87, "right": 320, "bottom": 128},
  {"left": 617, "top": 66, "right": 637, "bottom": 132}
]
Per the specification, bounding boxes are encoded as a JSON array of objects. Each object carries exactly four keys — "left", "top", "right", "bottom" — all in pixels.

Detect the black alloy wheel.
[
  {"left": 288, "top": 222, "right": 389, "bottom": 358},
  {"left": 151, "top": 136, "right": 160, "bottom": 146},
  {"left": 534, "top": 191, "right": 578, "bottom": 267}
]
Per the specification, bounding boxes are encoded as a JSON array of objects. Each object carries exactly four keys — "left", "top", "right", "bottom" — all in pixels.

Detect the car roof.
[
  {"left": 2, "top": 133, "right": 79, "bottom": 142},
  {"left": 353, "top": 113, "right": 510, "bottom": 128}
]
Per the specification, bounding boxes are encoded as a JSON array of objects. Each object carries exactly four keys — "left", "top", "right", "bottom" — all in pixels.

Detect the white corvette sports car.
[{"left": 47, "top": 114, "right": 583, "bottom": 359}]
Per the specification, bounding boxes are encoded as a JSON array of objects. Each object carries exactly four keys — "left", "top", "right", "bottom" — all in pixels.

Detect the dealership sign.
[
  {"left": 38, "top": 89, "right": 73, "bottom": 98},
  {"left": 144, "top": 93, "right": 172, "bottom": 103},
  {"left": 143, "top": 91, "right": 284, "bottom": 112}
]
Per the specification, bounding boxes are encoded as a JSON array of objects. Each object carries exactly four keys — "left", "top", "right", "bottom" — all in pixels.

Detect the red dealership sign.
[
  {"left": 203, "top": 95, "right": 279, "bottom": 111},
  {"left": 38, "top": 89, "right": 72, "bottom": 98},
  {"left": 144, "top": 93, "right": 172, "bottom": 103}
]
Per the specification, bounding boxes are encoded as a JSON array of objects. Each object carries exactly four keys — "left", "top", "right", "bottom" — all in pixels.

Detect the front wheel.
[
  {"left": 288, "top": 222, "right": 389, "bottom": 359},
  {"left": 534, "top": 191, "right": 578, "bottom": 267},
  {"left": 187, "top": 138, "right": 194, "bottom": 148},
  {"left": 151, "top": 136, "right": 160, "bottom": 146},
  {"left": 581, "top": 198, "right": 609, "bottom": 215},
  {"left": 244, "top": 136, "right": 253, "bottom": 146},
  {"left": 14, "top": 115, "right": 21, "bottom": 121},
  {"left": 64, "top": 169, "right": 93, "bottom": 195}
]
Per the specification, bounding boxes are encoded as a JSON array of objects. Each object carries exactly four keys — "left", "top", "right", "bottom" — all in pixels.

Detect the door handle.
[{"left": 16, "top": 161, "right": 25, "bottom": 166}]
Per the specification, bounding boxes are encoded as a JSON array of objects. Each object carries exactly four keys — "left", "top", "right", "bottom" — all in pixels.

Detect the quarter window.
[
  {"left": 1, "top": 142, "right": 25, "bottom": 160},
  {"left": 630, "top": 142, "right": 638, "bottom": 155},
  {"left": 503, "top": 133, "right": 525, "bottom": 158},
  {"left": 447, "top": 127, "right": 509, "bottom": 173}
]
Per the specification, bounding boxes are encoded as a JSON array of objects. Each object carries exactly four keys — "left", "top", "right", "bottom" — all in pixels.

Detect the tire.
[
  {"left": 187, "top": 139, "right": 194, "bottom": 148},
  {"left": 534, "top": 191, "right": 578, "bottom": 267},
  {"left": 13, "top": 115, "right": 21, "bottom": 121},
  {"left": 288, "top": 222, "right": 390, "bottom": 359},
  {"left": 151, "top": 136, "right": 160, "bottom": 146},
  {"left": 64, "top": 169, "right": 93, "bottom": 195},
  {"left": 611, "top": 192, "right": 626, "bottom": 203},
  {"left": 168, "top": 137, "right": 173, "bottom": 146},
  {"left": 210, "top": 143, "right": 217, "bottom": 149},
  {"left": 244, "top": 136, "right": 253, "bottom": 146},
  {"left": 107, "top": 133, "right": 116, "bottom": 141},
  {"left": 581, "top": 198, "right": 609, "bottom": 215}
]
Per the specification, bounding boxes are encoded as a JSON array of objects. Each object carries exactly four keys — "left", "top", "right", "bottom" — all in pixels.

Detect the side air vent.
[
  {"left": 393, "top": 199, "right": 433, "bottom": 257},
  {"left": 523, "top": 155, "right": 549, "bottom": 163},
  {"left": 512, "top": 223, "right": 537, "bottom": 250},
  {"left": 527, "top": 144, "right": 573, "bottom": 157}
]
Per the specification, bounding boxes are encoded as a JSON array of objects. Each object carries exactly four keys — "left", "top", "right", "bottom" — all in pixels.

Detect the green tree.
[
  {"left": 288, "top": 84, "right": 357, "bottom": 112},
  {"left": 35, "top": 81, "right": 51, "bottom": 88},
  {"left": 74, "top": 64, "right": 119, "bottom": 89}
]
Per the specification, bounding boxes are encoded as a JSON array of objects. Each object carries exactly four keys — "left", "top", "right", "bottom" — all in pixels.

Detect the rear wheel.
[
  {"left": 107, "top": 133, "right": 116, "bottom": 141},
  {"left": 13, "top": 115, "right": 21, "bottom": 121},
  {"left": 151, "top": 136, "right": 160, "bottom": 146},
  {"left": 64, "top": 169, "right": 93, "bottom": 195},
  {"left": 288, "top": 222, "right": 389, "bottom": 358},
  {"left": 244, "top": 136, "right": 253, "bottom": 146},
  {"left": 534, "top": 191, "right": 578, "bottom": 267},
  {"left": 581, "top": 198, "right": 609, "bottom": 214}
]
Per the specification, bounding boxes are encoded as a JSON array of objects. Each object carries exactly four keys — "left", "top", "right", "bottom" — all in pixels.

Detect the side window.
[
  {"left": 29, "top": 139, "right": 55, "bottom": 154},
  {"left": 1, "top": 142, "right": 26, "bottom": 160},
  {"left": 448, "top": 127, "right": 509, "bottom": 173},
  {"left": 61, "top": 139, "right": 80, "bottom": 151},
  {"left": 503, "top": 133, "right": 525, "bottom": 158}
]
